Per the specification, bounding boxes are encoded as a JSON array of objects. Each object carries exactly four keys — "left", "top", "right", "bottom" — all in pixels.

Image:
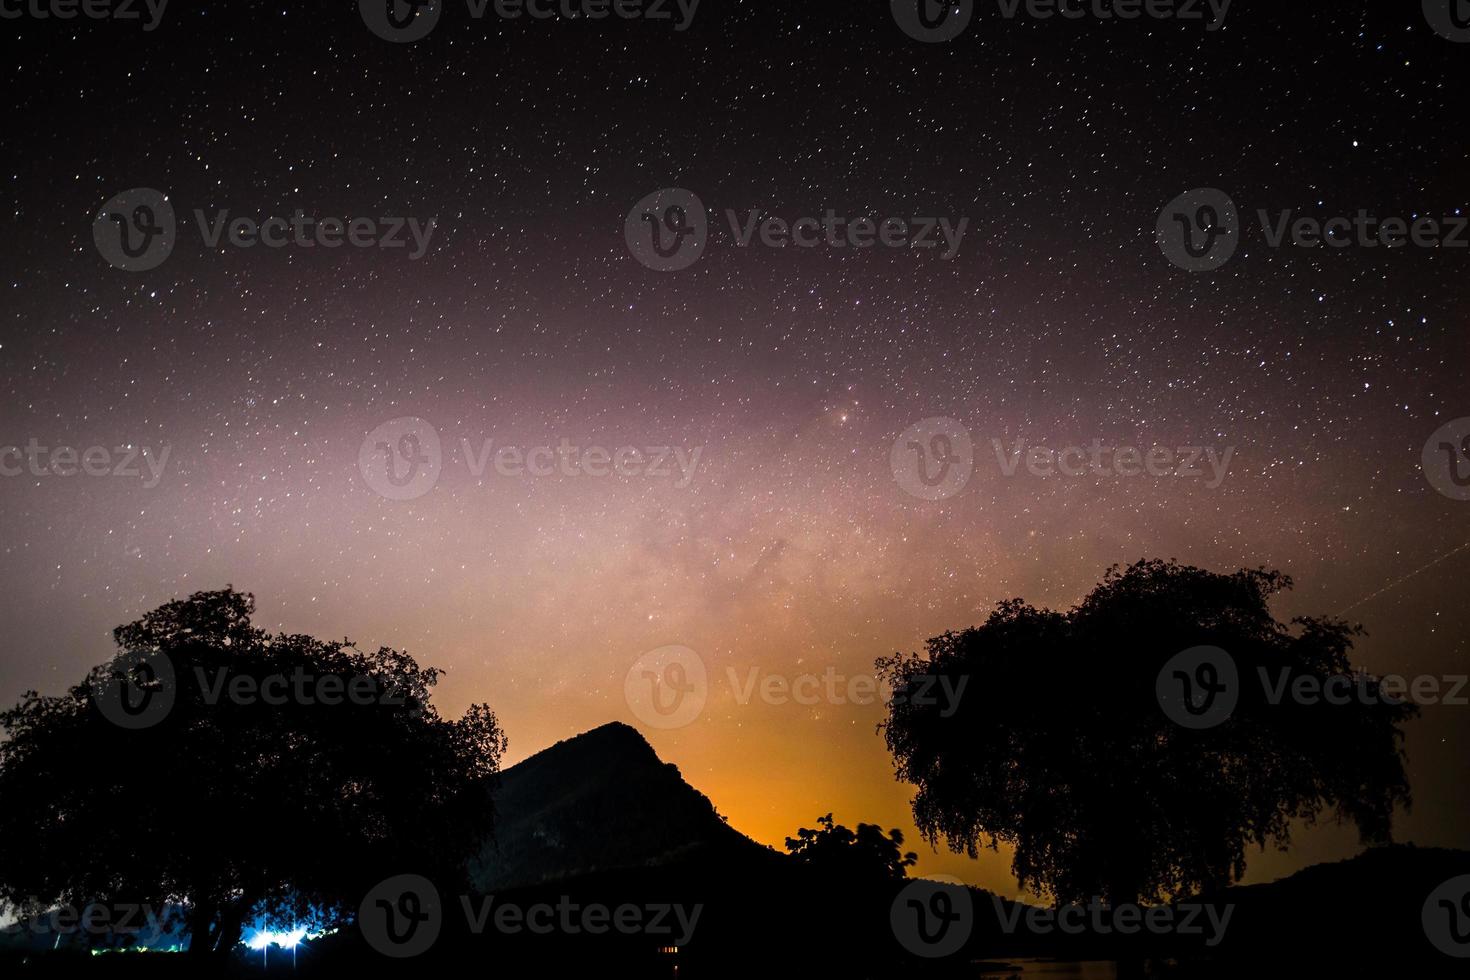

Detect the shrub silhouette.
[{"left": 784, "top": 813, "right": 917, "bottom": 883}]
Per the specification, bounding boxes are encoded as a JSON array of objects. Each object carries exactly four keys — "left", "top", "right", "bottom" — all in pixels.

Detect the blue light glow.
[{"left": 243, "top": 926, "right": 310, "bottom": 951}]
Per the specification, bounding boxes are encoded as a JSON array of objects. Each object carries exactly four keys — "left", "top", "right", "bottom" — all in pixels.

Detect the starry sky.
[{"left": 1, "top": 1, "right": 1467, "bottom": 899}]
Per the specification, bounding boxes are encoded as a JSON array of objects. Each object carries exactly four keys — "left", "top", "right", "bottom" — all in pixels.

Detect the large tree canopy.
[
  {"left": 0, "top": 588, "right": 507, "bottom": 957},
  {"left": 877, "top": 559, "right": 1417, "bottom": 906}
]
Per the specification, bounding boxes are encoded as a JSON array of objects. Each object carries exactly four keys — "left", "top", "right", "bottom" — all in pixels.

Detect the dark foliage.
[
  {"left": 784, "top": 813, "right": 917, "bottom": 883},
  {"left": 0, "top": 588, "right": 507, "bottom": 958},
  {"left": 877, "top": 559, "right": 1417, "bottom": 906}
]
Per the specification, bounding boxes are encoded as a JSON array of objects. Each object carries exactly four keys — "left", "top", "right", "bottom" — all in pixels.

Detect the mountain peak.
[
  {"left": 511, "top": 721, "right": 661, "bottom": 775},
  {"left": 568, "top": 720, "right": 655, "bottom": 751},
  {"left": 471, "top": 723, "right": 770, "bottom": 890}
]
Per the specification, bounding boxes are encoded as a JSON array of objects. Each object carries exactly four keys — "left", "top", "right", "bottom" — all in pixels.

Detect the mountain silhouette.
[{"left": 470, "top": 722, "right": 775, "bottom": 890}]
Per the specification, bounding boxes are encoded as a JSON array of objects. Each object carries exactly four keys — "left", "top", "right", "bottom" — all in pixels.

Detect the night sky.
[{"left": 1, "top": 1, "right": 1467, "bottom": 899}]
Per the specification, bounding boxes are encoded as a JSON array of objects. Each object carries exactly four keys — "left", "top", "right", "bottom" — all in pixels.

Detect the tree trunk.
[
  {"left": 212, "top": 901, "right": 247, "bottom": 956},
  {"left": 1106, "top": 880, "right": 1144, "bottom": 978},
  {"left": 1115, "top": 958, "right": 1148, "bottom": 980},
  {"left": 185, "top": 902, "right": 218, "bottom": 958}
]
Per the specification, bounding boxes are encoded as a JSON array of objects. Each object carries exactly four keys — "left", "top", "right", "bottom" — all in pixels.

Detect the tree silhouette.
[
  {"left": 877, "top": 559, "right": 1417, "bottom": 907},
  {"left": 784, "top": 813, "right": 917, "bottom": 882},
  {"left": 0, "top": 588, "right": 507, "bottom": 959}
]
